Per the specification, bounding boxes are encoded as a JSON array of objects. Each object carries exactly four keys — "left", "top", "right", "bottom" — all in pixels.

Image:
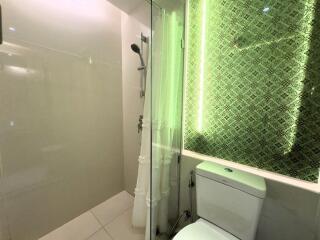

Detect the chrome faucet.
[{"left": 138, "top": 115, "right": 143, "bottom": 133}]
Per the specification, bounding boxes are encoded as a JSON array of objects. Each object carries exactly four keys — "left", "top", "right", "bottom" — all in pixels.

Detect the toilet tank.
[{"left": 196, "top": 162, "right": 266, "bottom": 240}]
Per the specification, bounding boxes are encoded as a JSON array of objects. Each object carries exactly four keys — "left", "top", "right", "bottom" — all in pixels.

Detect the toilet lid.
[{"left": 173, "top": 219, "right": 239, "bottom": 240}]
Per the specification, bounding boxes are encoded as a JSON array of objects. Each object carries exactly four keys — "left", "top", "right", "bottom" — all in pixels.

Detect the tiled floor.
[{"left": 39, "top": 191, "right": 145, "bottom": 240}]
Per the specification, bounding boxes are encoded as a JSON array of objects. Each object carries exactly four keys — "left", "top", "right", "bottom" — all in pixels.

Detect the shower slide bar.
[{"left": 0, "top": 4, "right": 2, "bottom": 44}]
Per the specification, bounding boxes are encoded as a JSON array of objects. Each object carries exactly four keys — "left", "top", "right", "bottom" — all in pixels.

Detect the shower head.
[
  {"left": 131, "top": 43, "right": 145, "bottom": 67},
  {"left": 131, "top": 44, "right": 141, "bottom": 54}
]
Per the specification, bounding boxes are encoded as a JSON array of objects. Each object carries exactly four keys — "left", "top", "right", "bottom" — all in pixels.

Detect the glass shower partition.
[{"left": 151, "top": 0, "right": 185, "bottom": 239}]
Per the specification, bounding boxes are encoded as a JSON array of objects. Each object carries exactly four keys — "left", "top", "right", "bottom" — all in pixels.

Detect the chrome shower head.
[
  {"left": 131, "top": 43, "right": 145, "bottom": 67},
  {"left": 131, "top": 44, "right": 141, "bottom": 54}
]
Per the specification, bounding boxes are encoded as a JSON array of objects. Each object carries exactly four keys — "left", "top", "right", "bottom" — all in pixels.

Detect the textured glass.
[
  {"left": 184, "top": 0, "right": 320, "bottom": 182},
  {"left": 151, "top": 1, "right": 185, "bottom": 239}
]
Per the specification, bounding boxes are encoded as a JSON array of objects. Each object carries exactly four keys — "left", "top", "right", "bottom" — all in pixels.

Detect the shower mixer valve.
[{"left": 138, "top": 115, "right": 143, "bottom": 133}]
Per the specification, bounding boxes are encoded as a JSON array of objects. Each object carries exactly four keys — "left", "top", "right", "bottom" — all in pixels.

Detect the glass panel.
[
  {"left": 151, "top": 0, "right": 185, "bottom": 239},
  {"left": 184, "top": 0, "right": 319, "bottom": 182}
]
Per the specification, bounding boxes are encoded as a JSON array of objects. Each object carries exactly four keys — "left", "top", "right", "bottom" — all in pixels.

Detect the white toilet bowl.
[{"left": 174, "top": 219, "right": 239, "bottom": 240}]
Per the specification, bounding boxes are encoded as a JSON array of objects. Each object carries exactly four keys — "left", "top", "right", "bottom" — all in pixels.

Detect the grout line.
[
  {"left": 90, "top": 203, "right": 133, "bottom": 228},
  {"left": 42, "top": 192, "right": 134, "bottom": 240},
  {"left": 4, "top": 37, "right": 121, "bottom": 67},
  {"left": 90, "top": 210, "right": 105, "bottom": 229},
  {"left": 103, "top": 227, "right": 115, "bottom": 240},
  {"left": 86, "top": 212, "right": 115, "bottom": 240},
  {"left": 40, "top": 211, "right": 103, "bottom": 240},
  {"left": 84, "top": 227, "right": 114, "bottom": 240},
  {"left": 90, "top": 192, "right": 134, "bottom": 228},
  {"left": 103, "top": 207, "right": 132, "bottom": 228},
  {"left": 84, "top": 226, "right": 103, "bottom": 240},
  {"left": 102, "top": 207, "right": 133, "bottom": 228}
]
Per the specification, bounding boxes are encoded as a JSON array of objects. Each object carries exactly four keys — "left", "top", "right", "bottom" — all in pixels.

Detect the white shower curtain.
[
  {"left": 131, "top": 47, "right": 151, "bottom": 229},
  {"left": 132, "top": 9, "right": 184, "bottom": 240}
]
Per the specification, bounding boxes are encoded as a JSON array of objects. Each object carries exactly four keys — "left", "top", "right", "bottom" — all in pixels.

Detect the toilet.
[{"left": 174, "top": 161, "right": 266, "bottom": 240}]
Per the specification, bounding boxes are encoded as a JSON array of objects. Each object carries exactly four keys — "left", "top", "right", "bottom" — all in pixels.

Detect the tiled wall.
[{"left": 184, "top": 0, "right": 320, "bottom": 181}]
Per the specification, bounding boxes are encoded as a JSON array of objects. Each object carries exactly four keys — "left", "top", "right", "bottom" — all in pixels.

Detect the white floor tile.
[
  {"left": 39, "top": 211, "right": 101, "bottom": 240},
  {"left": 91, "top": 191, "right": 133, "bottom": 226},
  {"left": 87, "top": 229, "right": 112, "bottom": 240},
  {"left": 105, "top": 209, "right": 145, "bottom": 240}
]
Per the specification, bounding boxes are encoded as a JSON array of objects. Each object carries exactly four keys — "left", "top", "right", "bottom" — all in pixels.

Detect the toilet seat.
[{"left": 173, "top": 219, "right": 239, "bottom": 240}]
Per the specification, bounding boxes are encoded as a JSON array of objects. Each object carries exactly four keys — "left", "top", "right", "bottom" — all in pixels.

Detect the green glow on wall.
[
  {"left": 197, "top": 0, "right": 207, "bottom": 132},
  {"left": 184, "top": 0, "right": 320, "bottom": 182}
]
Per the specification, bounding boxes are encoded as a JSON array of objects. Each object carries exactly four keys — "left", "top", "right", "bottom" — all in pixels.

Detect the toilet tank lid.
[{"left": 196, "top": 161, "right": 266, "bottom": 198}]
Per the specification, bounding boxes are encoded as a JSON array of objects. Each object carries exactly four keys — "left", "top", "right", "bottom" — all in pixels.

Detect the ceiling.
[
  {"left": 106, "top": 0, "right": 186, "bottom": 14},
  {"left": 106, "top": 0, "right": 146, "bottom": 14}
]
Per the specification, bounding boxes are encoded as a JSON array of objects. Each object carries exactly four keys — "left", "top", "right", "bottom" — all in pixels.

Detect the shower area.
[
  {"left": 0, "top": 0, "right": 152, "bottom": 239},
  {"left": 0, "top": 0, "right": 186, "bottom": 239}
]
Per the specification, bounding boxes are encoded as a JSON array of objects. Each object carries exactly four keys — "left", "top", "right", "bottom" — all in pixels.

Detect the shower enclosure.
[{"left": 0, "top": 0, "right": 151, "bottom": 239}]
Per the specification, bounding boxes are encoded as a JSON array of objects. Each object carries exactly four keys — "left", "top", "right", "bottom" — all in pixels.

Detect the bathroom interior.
[{"left": 0, "top": 0, "right": 320, "bottom": 240}]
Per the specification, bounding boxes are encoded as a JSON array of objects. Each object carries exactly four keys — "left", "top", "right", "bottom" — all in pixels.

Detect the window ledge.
[{"left": 182, "top": 149, "right": 320, "bottom": 193}]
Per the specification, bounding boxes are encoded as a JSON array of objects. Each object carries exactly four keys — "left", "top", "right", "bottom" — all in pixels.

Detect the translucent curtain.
[
  {"left": 151, "top": 8, "right": 184, "bottom": 239},
  {"left": 132, "top": 3, "right": 184, "bottom": 239}
]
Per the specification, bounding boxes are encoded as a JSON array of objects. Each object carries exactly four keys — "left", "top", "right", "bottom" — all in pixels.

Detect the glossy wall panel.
[{"left": 0, "top": 0, "right": 124, "bottom": 239}]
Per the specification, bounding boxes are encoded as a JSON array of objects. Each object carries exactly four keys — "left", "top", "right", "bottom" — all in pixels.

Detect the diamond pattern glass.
[{"left": 184, "top": 0, "right": 320, "bottom": 182}]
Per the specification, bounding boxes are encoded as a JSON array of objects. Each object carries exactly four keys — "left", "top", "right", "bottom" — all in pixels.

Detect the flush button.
[{"left": 224, "top": 168, "right": 233, "bottom": 173}]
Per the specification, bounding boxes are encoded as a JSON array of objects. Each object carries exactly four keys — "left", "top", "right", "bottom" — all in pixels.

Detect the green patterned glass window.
[{"left": 184, "top": 0, "right": 320, "bottom": 182}]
